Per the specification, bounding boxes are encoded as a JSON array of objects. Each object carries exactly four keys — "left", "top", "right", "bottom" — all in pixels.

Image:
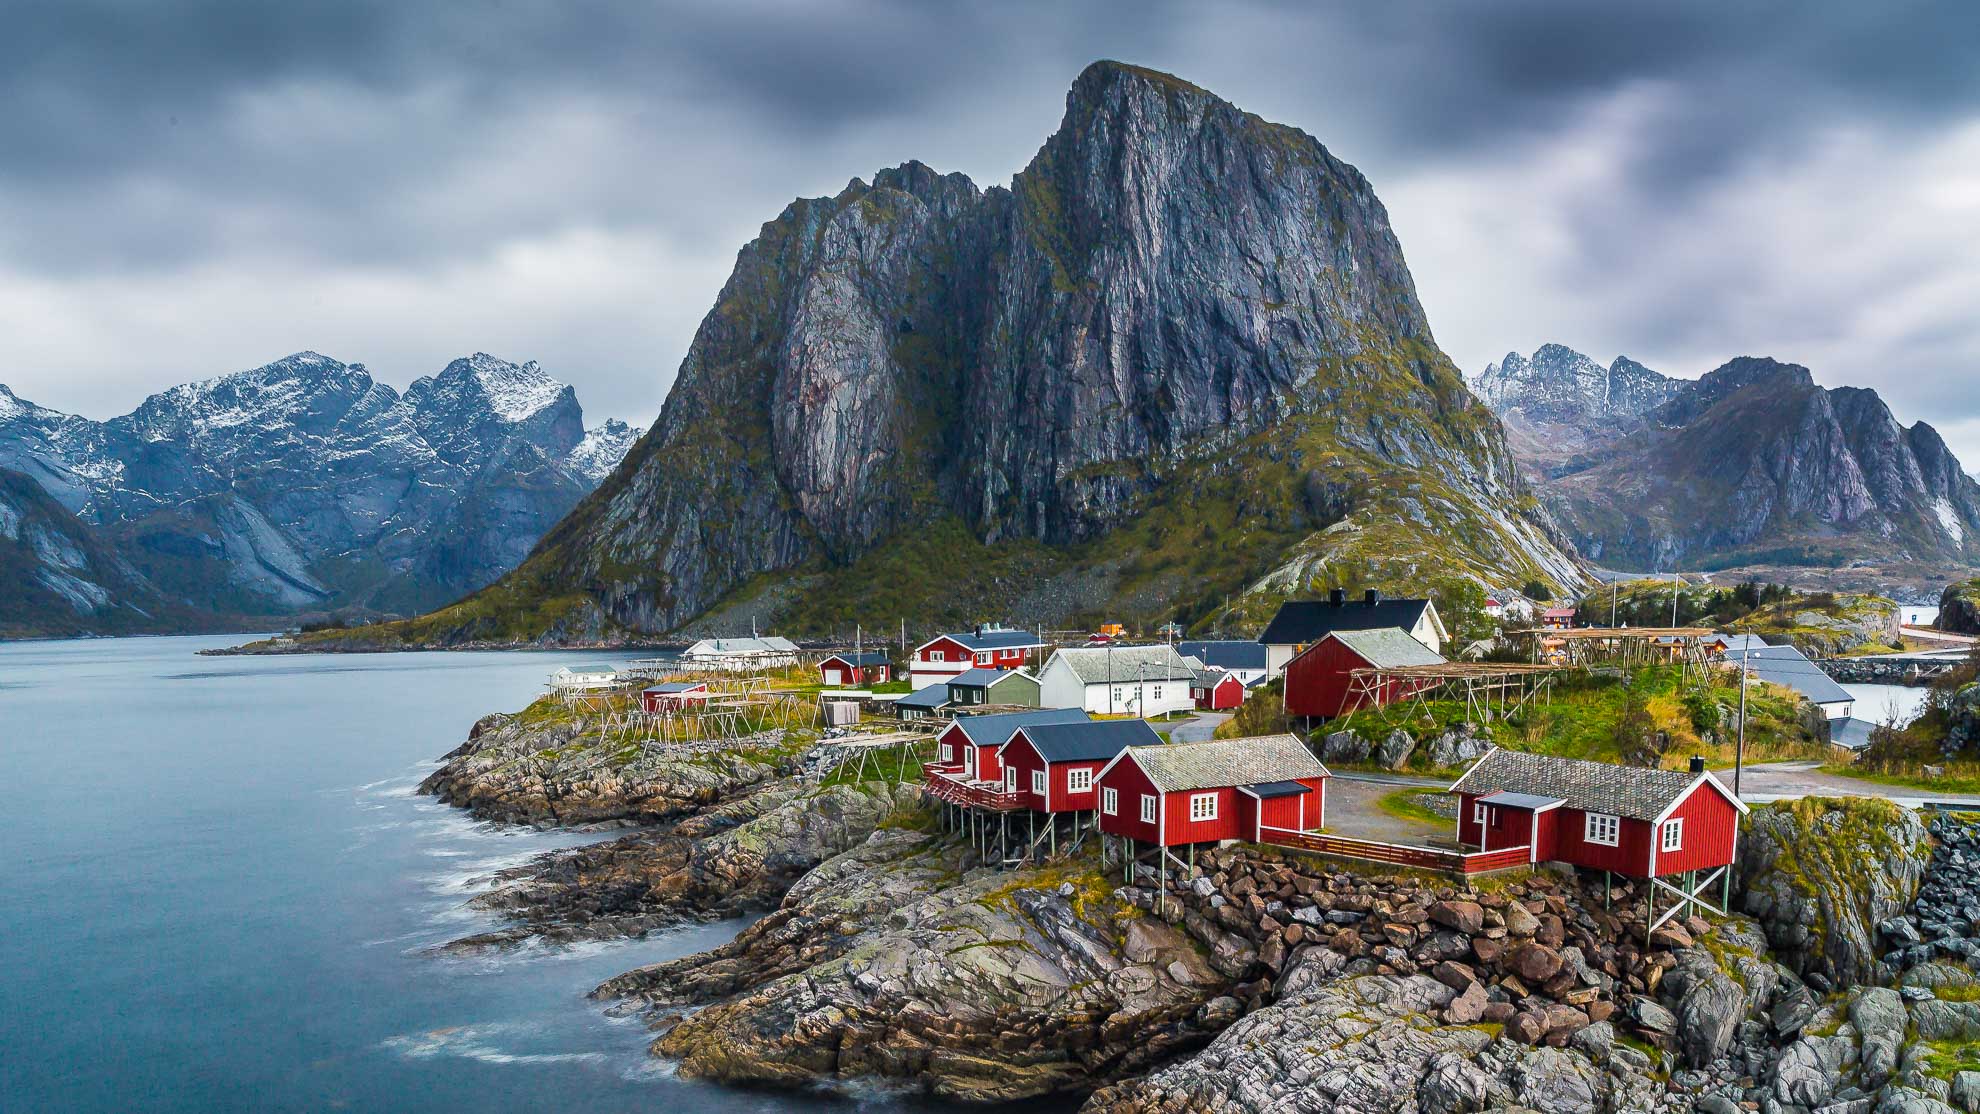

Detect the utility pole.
[
  {"left": 1610, "top": 576, "right": 1618, "bottom": 628},
  {"left": 1734, "top": 617, "right": 1751, "bottom": 796},
  {"left": 1672, "top": 570, "right": 1682, "bottom": 628}
]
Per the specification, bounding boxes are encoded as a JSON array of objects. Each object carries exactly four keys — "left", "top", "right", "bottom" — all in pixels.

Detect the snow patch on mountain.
[
  {"left": 1936, "top": 496, "right": 1966, "bottom": 545},
  {"left": 564, "top": 419, "right": 642, "bottom": 483},
  {"left": 459, "top": 353, "right": 566, "bottom": 422}
]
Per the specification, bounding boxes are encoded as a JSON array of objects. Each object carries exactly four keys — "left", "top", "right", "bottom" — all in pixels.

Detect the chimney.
[
  {"left": 1688, "top": 756, "right": 1706, "bottom": 774},
  {"left": 1365, "top": 588, "right": 1382, "bottom": 605},
  {"left": 1328, "top": 588, "right": 1347, "bottom": 607}
]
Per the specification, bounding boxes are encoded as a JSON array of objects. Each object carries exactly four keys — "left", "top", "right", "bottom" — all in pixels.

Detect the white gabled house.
[
  {"left": 680, "top": 636, "right": 800, "bottom": 671},
  {"left": 1036, "top": 644, "right": 1200, "bottom": 717},
  {"left": 549, "top": 664, "right": 619, "bottom": 692}
]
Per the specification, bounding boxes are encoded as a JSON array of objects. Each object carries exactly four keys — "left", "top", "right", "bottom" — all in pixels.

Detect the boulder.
[
  {"left": 1320, "top": 730, "right": 1372, "bottom": 765},
  {"left": 1429, "top": 899, "right": 1484, "bottom": 935},
  {"left": 1951, "top": 1072, "right": 1980, "bottom": 1114},
  {"left": 1417, "top": 1050, "right": 1490, "bottom": 1114},
  {"left": 1675, "top": 969, "right": 1746, "bottom": 1068},
  {"left": 1376, "top": 730, "right": 1417, "bottom": 771},
  {"left": 1425, "top": 729, "right": 1488, "bottom": 770},
  {"left": 1506, "top": 1009, "right": 1550, "bottom": 1044},
  {"left": 1509, "top": 943, "right": 1565, "bottom": 983},
  {"left": 1848, "top": 986, "right": 1905, "bottom": 1086},
  {"left": 1504, "top": 902, "right": 1541, "bottom": 937},
  {"left": 1442, "top": 979, "right": 1489, "bottom": 1025}
]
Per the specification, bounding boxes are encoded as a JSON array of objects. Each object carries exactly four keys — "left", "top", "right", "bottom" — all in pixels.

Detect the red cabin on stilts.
[
  {"left": 1095, "top": 734, "right": 1331, "bottom": 848},
  {"left": 1283, "top": 628, "right": 1446, "bottom": 720}
]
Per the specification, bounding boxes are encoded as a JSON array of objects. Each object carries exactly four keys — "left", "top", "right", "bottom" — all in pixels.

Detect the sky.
[{"left": 4, "top": 1, "right": 1978, "bottom": 463}]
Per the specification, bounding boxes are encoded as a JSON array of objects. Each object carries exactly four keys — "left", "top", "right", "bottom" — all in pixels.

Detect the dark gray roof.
[
  {"left": 1479, "top": 790, "right": 1564, "bottom": 810},
  {"left": 1014, "top": 719, "right": 1162, "bottom": 763},
  {"left": 936, "top": 628, "right": 1045, "bottom": 652},
  {"left": 948, "top": 667, "right": 1030, "bottom": 689},
  {"left": 953, "top": 707, "right": 1090, "bottom": 748},
  {"left": 894, "top": 684, "right": 952, "bottom": 709},
  {"left": 1257, "top": 598, "right": 1434, "bottom": 646},
  {"left": 1241, "top": 781, "right": 1313, "bottom": 798},
  {"left": 1322, "top": 627, "right": 1446, "bottom": 669},
  {"left": 1126, "top": 734, "right": 1331, "bottom": 792},
  {"left": 1177, "top": 640, "right": 1268, "bottom": 672},
  {"left": 1451, "top": 748, "right": 1717, "bottom": 822},
  {"left": 1742, "top": 646, "right": 1854, "bottom": 707},
  {"left": 823, "top": 651, "right": 889, "bottom": 667},
  {"left": 1831, "top": 717, "right": 1876, "bottom": 752}
]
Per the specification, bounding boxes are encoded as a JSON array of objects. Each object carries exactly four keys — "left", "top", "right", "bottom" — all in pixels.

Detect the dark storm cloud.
[{"left": 1, "top": 1, "right": 1976, "bottom": 462}]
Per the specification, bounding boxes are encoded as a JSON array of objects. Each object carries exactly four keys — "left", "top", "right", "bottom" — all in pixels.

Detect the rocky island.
[{"left": 421, "top": 685, "right": 1980, "bottom": 1114}]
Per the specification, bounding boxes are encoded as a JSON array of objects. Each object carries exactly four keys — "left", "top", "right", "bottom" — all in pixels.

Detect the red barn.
[
  {"left": 819, "top": 651, "right": 892, "bottom": 687},
  {"left": 1189, "top": 668, "right": 1246, "bottom": 711},
  {"left": 1283, "top": 627, "right": 1447, "bottom": 719},
  {"left": 1448, "top": 748, "right": 1747, "bottom": 879},
  {"left": 1096, "top": 734, "right": 1330, "bottom": 848},
  {"left": 640, "top": 681, "right": 710, "bottom": 712},
  {"left": 1000, "top": 720, "right": 1163, "bottom": 814}
]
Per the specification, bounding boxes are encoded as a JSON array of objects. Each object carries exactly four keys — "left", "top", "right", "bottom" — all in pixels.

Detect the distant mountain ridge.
[
  {"left": 1475, "top": 343, "right": 1980, "bottom": 574},
  {"left": 0, "top": 352, "right": 641, "bottom": 636}
]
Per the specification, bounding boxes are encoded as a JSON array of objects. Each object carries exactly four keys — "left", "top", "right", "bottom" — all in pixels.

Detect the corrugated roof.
[
  {"left": 1127, "top": 734, "right": 1331, "bottom": 792},
  {"left": 556, "top": 664, "right": 617, "bottom": 674},
  {"left": 894, "top": 684, "right": 953, "bottom": 709},
  {"left": 953, "top": 707, "right": 1090, "bottom": 748},
  {"left": 948, "top": 667, "right": 1031, "bottom": 689},
  {"left": 1325, "top": 627, "right": 1447, "bottom": 669},
  {"left": 1742, "top": 646, "right": 1854, "bottom": 706},
  {"left": 1451, "top": 748, "right": 1709, "bottom": 822},
  {"left": 1257, "top": 598, "right": 1433, "bottom": 646},
  {"left": 1177, "top": 640, "right": 1268, "bottom": 671},
  {"left": 1241, "top": 781, "right": 1313, "bottom": 798},
  {"left": 1016, "top": 719, "right": 1162, "bottom": 763},
  {"left": 1050, "top": 644, "right": 1198, "bottom": 684}
]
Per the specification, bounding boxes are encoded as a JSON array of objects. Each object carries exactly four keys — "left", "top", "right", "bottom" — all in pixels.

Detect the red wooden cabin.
[
  {"left": 1283, "top": 627, "right": 1447, "bottom": 719},
  {"left": 1096, "top": 734, "right": 1330, "bottom": 847},
  {"left": 925, "top": 707, "right": 1090, "bottom": 801},
  {"left": 819, "top": 651, "right": 892, "bottom": 687},
  {"left": 910, "top": 625, "right": 1047, "bottom": 687},
  {"left": 640, "top": 681, "right": 711, "bottom": 713},
  {"left": 1448, "top": 748, "right": 1747, "bottom": 877},
  {"left": 999, "top": 720, "right": 1163, "bottom": 814},
  {"left": 1190, "top": 669, "right": 1246, "bottom": 711}
]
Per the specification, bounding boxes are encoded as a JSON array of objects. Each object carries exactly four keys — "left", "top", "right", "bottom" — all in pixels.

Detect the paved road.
[
  {"left": 1734, "top": 761, "right": 1980, "bottom": 809},
  {"left": 1166, "top": 712, "right": 1230, "bottom": 743}
]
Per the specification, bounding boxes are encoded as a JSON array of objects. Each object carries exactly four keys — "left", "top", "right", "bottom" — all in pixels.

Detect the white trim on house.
[
  {"left": 1662, "top": 818, "right": 1684, "bottom": 853},
  {"left": 1141, "top": 793, "right": 1158, "bottom": 823},
  {"left": 1102, "top": 787, "right": 1118, "bottom": 815},
  {"left": 1031, "top": 769, "right": 1046, "bottom": 794},
  {"left": 1067, "top": 767, "right": 1093, "bottom": 793},
  {"left": 1189, "top": 793, "right": 1218, "bottom": 822},
  {"left": 1649, "top": 772, "right": 1751, "bottom": 824},
  {"left": 1584, "top": 812, "right": 1620, "bottom": 846}
]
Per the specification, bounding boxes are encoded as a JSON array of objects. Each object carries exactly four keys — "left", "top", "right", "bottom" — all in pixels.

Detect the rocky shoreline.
[{"left": 420, "top": 698, "right": 1980, "bottom": 1112}]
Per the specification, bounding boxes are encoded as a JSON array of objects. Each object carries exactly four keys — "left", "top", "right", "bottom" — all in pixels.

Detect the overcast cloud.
[{"left": 3, "top": 0, "right": 1977, "bottom": 465}]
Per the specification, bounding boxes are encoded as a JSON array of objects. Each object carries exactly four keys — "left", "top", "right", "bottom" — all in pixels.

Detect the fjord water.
[{"left": 0, "top": 636, "right": 871, "bottom": 1113}]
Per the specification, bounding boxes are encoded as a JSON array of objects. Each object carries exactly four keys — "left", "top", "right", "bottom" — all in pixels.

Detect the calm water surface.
[{"left": 0, "top": 636, "right": 915, "bottom": 1113}]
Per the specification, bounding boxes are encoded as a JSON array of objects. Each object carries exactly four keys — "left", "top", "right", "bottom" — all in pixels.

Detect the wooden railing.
[
  {"left": 1261, "top": 828, "right": 1531, "bottom": 877},
  {"left": 921, "top": 769, "right": 1025, "bottom": 811}
]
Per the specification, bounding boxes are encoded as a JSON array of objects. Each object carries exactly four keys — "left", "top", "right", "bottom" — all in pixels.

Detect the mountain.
[
  {"left": 1476, "top": 344, "right": 1980, "bottom": 575},
  {"left": 1472, "top": 344, "right": 1681, "bottom": 471},
  {"left": 0, "top": 352, "right": 641, "bottom": 635},
  {"left": 315, "top": 61, "right": 1581, "bottom": 650}
]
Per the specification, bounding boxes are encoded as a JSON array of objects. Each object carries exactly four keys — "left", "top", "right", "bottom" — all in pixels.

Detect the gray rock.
[
  {"left": 1321, "top": 730, "right": 1373, "bottom": 766},
  {"left": 1417, "top": 1050, "right": 1490, "bottom": 1114},
  {"left": 1951, "top": 1072, "right": 1980, "bottom": 1114},
  {"left": 1376, "top": 730, "right": 1417, "bottom": 771},
  {"left": 1848, "top": 987, "right": 1905, "bottom": 1085}
]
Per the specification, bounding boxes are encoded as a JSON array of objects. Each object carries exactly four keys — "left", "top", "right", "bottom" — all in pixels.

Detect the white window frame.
[
  {"left": 1067, "top": 768, "right": 1093, "bottom": 793},
  {"left": 1584, "top": 812, "right": 1620, "bottom": 847},
  {"left": 1140, "top": 794, "right": 1157, "bottom": 823},
  {"left": 1189, "top": 792, "right": 1218, "bottom": 822},
  {"left": 1473, "top": 801, "right": 1487, "bottom": 826},
  {"left": 1102, "top": 787, "right": 1118, "bottom": 815},
  {"left": 1031, "top": 769, "right": 1046, "bottom": 794},
  {"left": 941, "top": 743, "right": 954, "bottom": 763},
  {"left": 1003, "top": 768, "right": 1016, "bottom": 792},
  {"left": 1662, "top": 818, "right": 1684, "bottom": 853},
  {"left": 976, "top": 651, "right": 991, "bottom": 664}
]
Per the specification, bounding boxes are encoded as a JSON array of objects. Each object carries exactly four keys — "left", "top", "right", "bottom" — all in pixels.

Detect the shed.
[
  {"left": 892, "top": 683, "right": 954, "bottom": 722},
  {"left": 1737, "top": 645, "right": 1855, "bottom": 720},
  {"left": 1189, "top": 668, "right": 1246, "bottom": 711},
  {"left": 640, "top": 681, "right": 711, "bottom": 712},
  {"left": 1096, "top": 734, "right": 1330, "bottom": 847},
  {"left": 819, "top": 651, "right": 892, "bottom": 687},
  {"left": 946, "top": 667, "right": 1041, "bottom": 709},
  {"left": 1175, "top": 641, "right": 1269, "bottom": 686},
  {"left": 1035, "top": 644, "right": 1199, "bottom": 717},
  {"left": 1283, "top": 627, "right": 1446, "bottom": 719}
]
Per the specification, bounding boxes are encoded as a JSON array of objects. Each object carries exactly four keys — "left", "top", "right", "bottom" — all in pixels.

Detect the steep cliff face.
[
  {"left": 1479, "top": 347, "right": 1980, "bottom": 573},
  {"left": 0, "top": 467, "right": 203, "bottom": 637},
  {"left": 370, "top": 62, "right": 1580, "bottom": 646},
  {"left": 0, "top": 352, "right": 641, "bottom": 635}
]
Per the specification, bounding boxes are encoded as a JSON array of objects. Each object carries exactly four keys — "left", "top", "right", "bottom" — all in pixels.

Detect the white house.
[
  {"left": 681, "top": 636, "right": 800, "bottom": 671},
  {"left": 1037, "top": 644, "right": 1200, "bottom": 717},
  {"left": 549, "top": 664, "right": 619, "bottom": 692}
]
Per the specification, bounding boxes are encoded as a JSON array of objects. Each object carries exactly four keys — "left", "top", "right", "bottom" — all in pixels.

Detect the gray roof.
[
  {"left": 1323, "top": 627, "right": 1446, "bottom": 669},
  {"left": 687, "top": 636, "right": 797, "bottom": 655},
  {"left": 1241, "top": 781, "right": 1313, "bottom": 798},
  {"left": 1742, "top": 646, "right": 1854, "bottom": 707},
  {"left": 894, "top": 684, "right": 953, "bottom": 709},
  {"left": 1479, "top": 790, "right": 1565, "bottom": 810},
  {"left": 1713, "top": 633, "right": 1772, "bottom": 653},
  {"left": 1831, "top": 717, "right": 1876, "bottom": 752},
  {"left": 557, "top": 664, "right": 617, "bottom": 674},
  {"left": 1177, "top": 640, "right": 1268, "bottom": 672},
  {"left": 1451, "top": 748, "right": 1712, "bottom": 822},
  {"left": 948, "top": 667, "right": 1030, "bottom": 689},
  {"left": 953, "top": 707, "right": 1090, "bottom": 748},
  {"left": 823, "top": 651, "right": 889, "bottom": 667},
  {"left": 935, "top": 628, "right": 1045, "bottom": 652},
  {"left": 644, "top": 682, "right": 705, "bottom": 693},
  {"left": 1125, "top": 734, "right": 1331, "bottom": 792},
  {"left": 1015, "top": 719, "right": 1162, "bottom": 763},
  {"left": 1049, "top": 644, "right": 1198, "bottom": 684}
]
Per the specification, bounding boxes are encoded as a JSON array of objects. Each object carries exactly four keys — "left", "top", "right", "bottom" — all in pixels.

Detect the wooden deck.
[{"left": 1260, "top": 828, "right": 1531, "bottom": 876}]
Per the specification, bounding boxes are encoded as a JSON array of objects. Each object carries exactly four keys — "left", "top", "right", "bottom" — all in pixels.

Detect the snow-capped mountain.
[{"left": 0, "top": 352, "right": 642, "bottom": 634}]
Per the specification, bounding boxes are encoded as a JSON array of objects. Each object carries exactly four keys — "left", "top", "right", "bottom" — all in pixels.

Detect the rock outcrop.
[
  {"left": 1735, "top": 798, "right": 1931, "bottom": 990},
  {"left": 336, "top": 60, "right": 1581, "bottom": 648},
  {"left": 1942, "top": 579, "right": 1980, "bottom": 635}
]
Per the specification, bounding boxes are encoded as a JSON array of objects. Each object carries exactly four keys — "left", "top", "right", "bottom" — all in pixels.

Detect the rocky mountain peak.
[{"left": 1473, "top": 343, "right": 1676, "bottom": 423}]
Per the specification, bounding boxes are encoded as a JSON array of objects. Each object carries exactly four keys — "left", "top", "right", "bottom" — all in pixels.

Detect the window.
[
  {"left": 941, "top": 743, "right": 954, "bottom": 763},
  {"left": 1662, "top": 819, "right": 1684, "bottom": 853},
  {"left": 1068, "top": 768, "right": 1093, "bottom": 793},
  {"left": 1140, "top": 794, "right": 1157, "bottom": 823},
  {"left": 1112, "top": 687, "right": 1124, "bottom": 703},
  {"left": 1003, "top": 768, "right": 1016, "bottom": 792},
  {"left": 1102, "top": 787, "right": 1118, "bottom": 815},
  {"left": 1585, "top": 812, "right": 1620, "bottom": 847},
  {"left": 1151, "top": 685, "right": 1163, "bottom": 700},
  {"left": 1031, "top": 769, "right": 1046, "bottom": 794},
  {"left": 976, "top": 652, "right": 991, "bottom": 664},
  {"left": 1473, "top": 802, "right": 1487, "bottom": 826},
  {"left": 1189, "top": 793, "right": 1218, "bottom": 822}
]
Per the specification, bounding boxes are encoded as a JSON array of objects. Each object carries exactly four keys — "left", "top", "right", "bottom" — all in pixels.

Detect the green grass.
[
  {"left": 1818, "top": 763, "right": 1980, "bottom": 795},
  {"left": 821, "top": 743, "right": 929, "bottom": 788},
  {"left": 1918, "top": 1039, "right": 1980, "bottom": 1081},
  {"left": 1376, "top": 787, "right": 1450, "bottom": 827}
]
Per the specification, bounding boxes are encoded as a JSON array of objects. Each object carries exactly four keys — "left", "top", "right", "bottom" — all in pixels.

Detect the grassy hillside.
[{"left": 1575, "top": 579, "right": 1896, "bottom": 655}]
